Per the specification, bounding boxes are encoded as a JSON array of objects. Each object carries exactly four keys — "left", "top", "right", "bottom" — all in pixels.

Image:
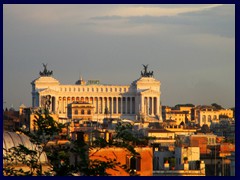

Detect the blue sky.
[{"left": 3, "top": 4, "right": 235, "bottom": 109}]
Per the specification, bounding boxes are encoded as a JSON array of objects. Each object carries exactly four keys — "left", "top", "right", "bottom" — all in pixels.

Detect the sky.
[{"left": 3, "top": 4, "right": 235, "bottom": 110}]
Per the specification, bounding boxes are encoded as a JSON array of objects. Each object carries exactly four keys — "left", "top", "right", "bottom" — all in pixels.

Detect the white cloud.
[
  {"left": 106, "top": 4, "right": 222, "bottom": 17},
  {"left": 4, "top": 4, "right": 223, "bottom": 25}
]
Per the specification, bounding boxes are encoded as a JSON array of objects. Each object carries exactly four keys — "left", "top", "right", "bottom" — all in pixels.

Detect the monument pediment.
[
  {"left": 39, "top": 88, "right": 58, "bottom": 95},
  {"left": 140, "top": 89, "right": 159, "bottom": 95},
  {"left": 33, "top": 76, "right": 60, "bottom": 84}
]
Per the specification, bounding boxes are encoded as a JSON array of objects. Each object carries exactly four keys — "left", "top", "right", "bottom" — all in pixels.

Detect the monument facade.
[{"left": 31, "top": 64, "right": 162, "bottom": 122}]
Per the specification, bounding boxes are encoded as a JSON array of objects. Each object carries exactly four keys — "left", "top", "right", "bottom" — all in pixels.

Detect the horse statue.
[
  {"left": 39, "top": 63, "right": 53, "bottom": 76},
  {"left": 141, "top": 64, "right": 153, "bottom": 77},
  {"left": 142, "top": 64, "right": 148, "bottom": 75}
]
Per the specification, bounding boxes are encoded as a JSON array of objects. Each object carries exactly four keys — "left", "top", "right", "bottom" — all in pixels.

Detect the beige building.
[
  {"left": 147, "top": 129, "right": 175, "bottom": 145},
  {"left": 164, "top": 126, "right": 197, "bottom": 136},
  {"left": 175, "top": 147, "right": 200, "bottom": 166},
  {"left": 165, "top": 110, "right": 188, "bottom": 125},
  {"left": 162, "top": 105, "right": 193, "bottom": 124},
  {"left": 31, "top": 64, "right": 162, "bottom": 122},
  {"left": 67, "top": 102, "right": 94, "bottom": 120},
  {"left": 192, "top": 105, "right": 234, "bottom": 127},
  {"left": 197, "top": 106, "right": 219, "bottom": 127},
  {"left": 218, "top": 109, "right": 234, "bottom": 119}
]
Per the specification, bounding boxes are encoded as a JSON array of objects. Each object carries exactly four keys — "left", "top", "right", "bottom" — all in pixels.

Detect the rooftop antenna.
[{"left": 80, "top": 72, "right": 83, "bottom": 81}]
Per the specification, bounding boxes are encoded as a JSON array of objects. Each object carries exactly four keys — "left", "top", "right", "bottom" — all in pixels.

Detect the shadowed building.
[{"left": 88, "top": 147, "right": 153, "bottom": 176}]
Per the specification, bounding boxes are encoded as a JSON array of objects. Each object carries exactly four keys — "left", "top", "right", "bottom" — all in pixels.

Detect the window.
[
  {"left": 74, "top": 110, "right": 78, "bottom": 115},
  {"left": 202, "top": 115, "right": 206, "bottom": 123},
  {"left": 126, "top": 156, "right": 141, "bottom": 171},
  {"left": 81, "top": 110, "right": 85, "bottom": 114},
  {"left": 87, "top": 110, "right": 91, "bottom": 115},
  {"left": 208, "top": 115, "right": 211, "bottom": 122}
]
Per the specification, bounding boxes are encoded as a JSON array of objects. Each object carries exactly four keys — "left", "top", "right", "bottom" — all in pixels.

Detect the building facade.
[
  {"left": 197, "top": 107, "right": 219, "bottom": 127},
  {"left": 165, "top": 110, "right": 188, "bottom": 125},
  {"left": 31, "top": 64, "right": 162, "bottom": 122}
]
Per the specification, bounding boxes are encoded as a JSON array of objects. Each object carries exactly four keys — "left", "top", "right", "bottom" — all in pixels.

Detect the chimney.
[
  {"left": 200, "top": 161, "right": 205, "bottom": 174},
  {"left": 184, "top": 163, "right": 189, "bottom": 171},
  {"left": 164, "top": 161, "right": 170, "bottom": 170},
  {"left": 105, "top": 131, "right": 112, "bottom": 142}
]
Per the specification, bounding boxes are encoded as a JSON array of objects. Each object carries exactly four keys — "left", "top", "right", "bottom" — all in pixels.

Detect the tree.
[
  {"left": 3, "top": 109, "right": 64, "bottom": 176},
  {"left": 168, "top": 157, "right": 176, "bottom": 169},
  {"left": 211, "top": 103, "right": 224, "bottom": 110},
  {"left": 201, "top": 124, "right": 211, "bottom": 134}
]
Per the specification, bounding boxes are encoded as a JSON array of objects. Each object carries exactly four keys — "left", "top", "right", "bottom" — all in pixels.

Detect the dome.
[
  {"left": 3, "top": 131, "right": 48, "bottom": 164},
  {"left": 75, "top": 76, "right": 86, "bottom": 85}
]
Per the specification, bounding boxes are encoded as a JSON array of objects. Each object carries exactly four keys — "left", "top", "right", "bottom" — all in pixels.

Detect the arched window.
[
  {"left": 74, "top": 110, "right": 78, "bottom": 115},
  {"left": 202, "top": 115, "right": 206, "bottom": 123},
  {"left": 87, "top": 110, "right": 91, "bottom": 115},
  {"left": 81, "top": 110, "right": 85, "bottom": 114},
  {"left": 208, "top": 115, "right": 211, "bottom": 122},
  {"left": 213, "top": 115, "right": 217, "bottom": 120},
  {"left": 130, "top": 157, "right": 136, "bottom": 170},
  {"left": 127, "top": 156, "right": 141, "bottom": 171}
]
